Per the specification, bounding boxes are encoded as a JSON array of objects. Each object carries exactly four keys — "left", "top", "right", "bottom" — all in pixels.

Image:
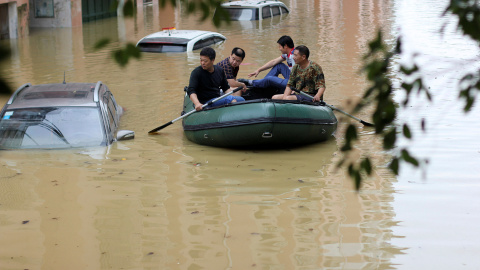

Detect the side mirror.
[{"left": 116, "top": 130, "right": 135, "bottom": 141}]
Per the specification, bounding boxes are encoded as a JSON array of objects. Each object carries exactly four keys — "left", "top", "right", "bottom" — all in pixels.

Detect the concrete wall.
[
  {"left": 29, "top": 0, "right": 82, "bottom": 28},
  {"left": 0, "top": 0, "right": 29, "bottom": 39},
  {"left": 7, "top": 1, "right": 17, "bottom": 38},
  {"left": 29, "top": 0, "right": 70, "bottom": 27}
]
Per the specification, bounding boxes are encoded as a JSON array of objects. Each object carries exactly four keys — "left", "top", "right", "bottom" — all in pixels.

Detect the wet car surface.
[
  {"left": 0, "top": 82, "right": 134, "bottom": 149},
  {"left": 215, "top": 0, "right": 289, "bottom": 21},
  {"left": 136, "top": 28, "right": 226, "bottom": 53}
]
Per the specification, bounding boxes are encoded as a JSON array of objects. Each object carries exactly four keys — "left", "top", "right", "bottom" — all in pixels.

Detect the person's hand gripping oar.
[{"left": 148, "top": 86, "right": 244, "bottom": 134}]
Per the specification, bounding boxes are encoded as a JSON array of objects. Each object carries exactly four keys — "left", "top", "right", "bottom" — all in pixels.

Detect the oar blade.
[
  {"left": 148, "top": 121, "right": 173, "bottom": 134},
  {"left": 360, "top": 120, "right": 375, "bottom": 127}
]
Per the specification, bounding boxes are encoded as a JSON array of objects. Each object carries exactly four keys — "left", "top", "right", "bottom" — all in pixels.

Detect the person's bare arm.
[
  {"left": 313, "top": 87, "right": 325, "bottom": 102},
  {"left": 248, "top": 56, "right": 284, "bottom": 78},
  {"left": 189, "top": 93, "right": 203, "bottom": 111},
  {"left": 282, "top": 85, "right": 293, "bottom": 99}
]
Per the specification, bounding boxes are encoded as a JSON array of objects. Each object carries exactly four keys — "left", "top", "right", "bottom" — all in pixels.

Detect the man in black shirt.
[{"left": 187, "top": 47, "right": 245, "bottom": 111}]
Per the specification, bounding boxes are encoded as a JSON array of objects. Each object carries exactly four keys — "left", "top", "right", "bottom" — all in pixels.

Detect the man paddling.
[
  {"left": 272, "top": 45, "right": 326, "bottom": 102},
  {"left": 187, "top": 47, "right": 245, "bottom": 111}
]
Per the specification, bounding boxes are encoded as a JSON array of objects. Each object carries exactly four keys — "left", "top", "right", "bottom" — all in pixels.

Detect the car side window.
[
  {"left": 272, "top": 6, "right": 280, "bottom": 16},
  {"left": 280, "top": 7, "right": 288, "bottom": 14},
  {"left": 262, "top": 6, "right": 272, "bottom": 18},
  {"left": 106, "top": 93, "right": 118, "bottom": 130},
  {"left": 193, "top": 37, "right": 215, "bottom": 50}
]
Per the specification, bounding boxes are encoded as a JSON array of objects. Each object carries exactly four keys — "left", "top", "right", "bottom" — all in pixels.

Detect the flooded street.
[{"left": 0, "top": 0, "right": 479, "bottom": 269}]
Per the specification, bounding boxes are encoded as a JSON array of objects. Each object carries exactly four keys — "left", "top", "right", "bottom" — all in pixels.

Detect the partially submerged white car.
[
  {"left": 136, "top": 28, "right": 227, "bottom": 53},
  {"left": 215, "top": 0, "right": 290, "bottom": 21}
]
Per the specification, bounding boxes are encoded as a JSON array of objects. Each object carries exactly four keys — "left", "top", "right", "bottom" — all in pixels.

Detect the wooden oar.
[
  {"left": 148, "top": 86, "right": 244, "bottom": 134},
  {"left": 291, "top": 88, "right": 374, "bottom": 127}
]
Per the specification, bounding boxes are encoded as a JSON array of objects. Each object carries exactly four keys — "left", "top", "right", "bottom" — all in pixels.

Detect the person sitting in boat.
[
  {"left": 187, "top": 47, "right": 246, "bottom": 111},
  {"left": 238, "top": 35, "right": 295, "bottom": 93},
  {"left": 216, "top": 47, "right": 248, "bottom": 98},
  {"left": 272, "top": 45, "right": 326, "bottom": 102}
]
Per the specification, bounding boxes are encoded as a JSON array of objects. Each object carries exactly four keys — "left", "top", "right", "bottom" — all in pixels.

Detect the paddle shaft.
[
  {"left": 148, "top": 86, "right": 243, "bottom": 133},
  {"left": 291, "top": 88, "right": 374, "bottom": 127}
]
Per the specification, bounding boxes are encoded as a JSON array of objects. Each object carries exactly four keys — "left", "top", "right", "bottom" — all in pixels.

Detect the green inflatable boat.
[{"left": 181, "top": 89, "right": 338, "bottom": 148}]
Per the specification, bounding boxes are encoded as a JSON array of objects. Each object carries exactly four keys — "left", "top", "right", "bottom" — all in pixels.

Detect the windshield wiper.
[{"left": 38, "top": 121, "right": 70, "bottom": 145}]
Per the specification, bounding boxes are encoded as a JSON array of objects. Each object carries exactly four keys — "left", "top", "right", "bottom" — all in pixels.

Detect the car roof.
[
  {"left": 221, "top": 0, "right": 287, "bottom": 8},
  {"left": 5, "top": 82, "right": 102, "bottom": 109},
  {"left": 137, "top": 29, "right": 225, "bottom": 44}
]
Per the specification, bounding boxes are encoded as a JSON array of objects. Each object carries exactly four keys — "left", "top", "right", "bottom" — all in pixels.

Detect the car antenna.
[{"left": 63, "top": 71, "right": 66, "bottom": 84}]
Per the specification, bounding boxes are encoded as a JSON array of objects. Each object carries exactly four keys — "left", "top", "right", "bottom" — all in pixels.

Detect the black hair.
[
  {"left": 295, "top": 45, "right": 310, "bottom": 59},
  {"left": 231, "top": 47, "right": 246, "bottom": 59},
  {"left": 200, "top": 47, "right": 216, "bottom": 60},
  {"left": 277, "top": 35, "right": 294, "bottom": 48}
]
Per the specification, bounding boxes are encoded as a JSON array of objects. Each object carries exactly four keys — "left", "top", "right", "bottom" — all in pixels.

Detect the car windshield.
[
  {"left": 0, "top": 107, "right": 106, "bottom": 149},
  {"left": 225, "top": 8, "right": 259, "bottom": 20}
]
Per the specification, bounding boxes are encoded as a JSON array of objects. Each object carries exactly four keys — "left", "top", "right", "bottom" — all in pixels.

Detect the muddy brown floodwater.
[{"left": 1, "top": 0, "right": 479, "bottom": 269}]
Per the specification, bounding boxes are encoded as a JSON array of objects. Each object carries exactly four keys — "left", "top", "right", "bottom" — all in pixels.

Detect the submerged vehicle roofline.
[{"left": 7, "top": 83, "right": 32, "bottom": 105}]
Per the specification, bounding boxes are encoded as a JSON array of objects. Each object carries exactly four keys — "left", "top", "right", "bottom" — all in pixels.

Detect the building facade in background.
[{"left": 0, "top": 0, "right": 121, "bottom": 40}]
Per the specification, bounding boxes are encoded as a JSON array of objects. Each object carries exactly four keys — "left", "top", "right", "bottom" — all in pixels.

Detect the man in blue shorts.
[
  {"left": 187, "top": 47, "right": 245, "bottom": 111},
  {"left": 238, "top": 35, "right": 295, "bottom": 93}
]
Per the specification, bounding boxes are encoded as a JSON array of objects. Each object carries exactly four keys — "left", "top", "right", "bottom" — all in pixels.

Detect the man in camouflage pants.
[{"left": 272, "top": 45, "right": 326, "bottom": 102}]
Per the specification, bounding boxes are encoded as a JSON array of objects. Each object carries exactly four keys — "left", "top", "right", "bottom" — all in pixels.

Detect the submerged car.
[
  {"left": 136, "top": 28, "right": 227, "bottom": 53},
  {"left": 0, "top": 81, "right": 135, "bottom": 150},
  {"left": 215, "top": 0, "right": 290, "bottom": 21}
]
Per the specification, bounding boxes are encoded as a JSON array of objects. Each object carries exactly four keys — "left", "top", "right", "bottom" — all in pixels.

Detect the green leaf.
[
  {"left": 354, "top": 172, "right": 362, "bottom": 191},
  {"left": 111, "top": 43, "right": 141, "bottom": 67},
  {"left": 340, "top": 142, "right": 352, "bottom": 152},
  {"left": 348, "top": 164, "right": 355, "bottom": 178},
  {"left": 200, "top": 2, "right": 210, "bottom": 21},
  {"left": 112, "top": 49, "right": 128, "bottom": 67},
  {"left": 401, "top": 149, "right": 419, "bottom": 167},
  {"left": 361, "top": 158, "right": 372, "bottom": 175},
  {"left": 389, "top": 158, "right": 399, "bottom": 175},
  {"left": 345, "top": 124, "right": 358, "bottom": 141},
  {"left": 94, "top": 38, "right": 110, "bottom": 50},
  {"left": 187, "top": 1, "right": 196, "bottom": 13},
  {"left": 383, "top": 128, "right": 396, "bottom": 150},
  {"left": 403, "top": 124, "right": 412, "bottom": 139},
  {"left": 125, "top": 43, "right": 141, "bottom": 59},
  {"left": 400, "top": 65, "right": 419, "bottom": 75}
]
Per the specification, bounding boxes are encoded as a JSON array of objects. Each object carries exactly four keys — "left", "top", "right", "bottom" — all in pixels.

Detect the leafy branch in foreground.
[
  {"left": 342, "top": 0, "right": 480, "bottom": 190},
  {"left": 339, "top": 32, "right": 430, "bottom": 191}
]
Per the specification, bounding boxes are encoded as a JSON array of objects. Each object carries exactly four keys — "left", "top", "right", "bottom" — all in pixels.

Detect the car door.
[
  {"left": 103, "top": 91, "right": 119, "bottom": 141},
  {"left": 262, "top": 5, "right": 272, "bottom": 19},
  {"left": 271, "top": 5, "right": 280, "bottom": 16},
  {"left": 193, "top": 36, "right": 216, "bottom": 50},
  {"left": 99, "top": 88, "right": 114, "bottom": 144}
]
